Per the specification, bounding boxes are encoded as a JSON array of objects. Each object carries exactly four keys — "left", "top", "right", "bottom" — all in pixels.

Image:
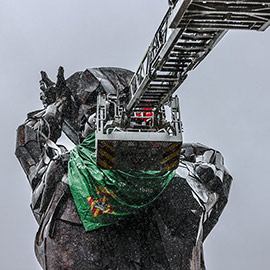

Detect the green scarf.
[{"left": 68, "top": 133, "right": 175, "bottom": 231}]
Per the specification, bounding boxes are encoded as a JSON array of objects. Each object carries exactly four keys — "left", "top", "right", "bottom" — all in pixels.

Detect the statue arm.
[
  {"left": 15, "top": 68, "right": 71, "bottom": 223},
  {"left": 15, "top": 66, "right": 70, "bottom": 179},
  {"left": 15, "top": 97, "right": 67, "bottom": 178},
  {"left": 180, "top": 143, "right": 233, "bottom": 240}
]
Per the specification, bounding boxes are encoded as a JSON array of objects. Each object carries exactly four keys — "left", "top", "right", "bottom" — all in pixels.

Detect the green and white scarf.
[{"left": 68, "top": 133, "right": 175, "bottom": 231}]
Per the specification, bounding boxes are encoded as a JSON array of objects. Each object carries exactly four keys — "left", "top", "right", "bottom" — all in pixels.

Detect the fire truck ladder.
[
  {"left": 126, "top": 0, "right": 270, "bottom": 115},
  {"left": 95, "top": 0, "right": 270, "bottom": 171}
]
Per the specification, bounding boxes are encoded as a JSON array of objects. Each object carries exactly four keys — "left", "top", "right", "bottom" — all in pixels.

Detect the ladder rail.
[{"left": 126, "top": 0, "right": 270, "bottom": 117}]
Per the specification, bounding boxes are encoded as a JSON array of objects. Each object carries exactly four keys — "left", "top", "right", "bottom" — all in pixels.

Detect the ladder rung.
[
  {"left": 149, "top": 82, "right": 170, "bottom": 86},
  {"left": 169, "top": 52, "right": 197, "bottom": 57},
  {"left": 155, "top": 74, "right": 178, "bottom": 79},
  {"left": 185, "top": 29, "right": 218, "bottom": 34},
  {"left": 167, "top": 56, "right": 193, "bottom": 62},
  {"left": 186, "top": 23, "right": 258, "bottom": 30},
  {"left": 184, "top": 15, "right": 267, "bottom": 24},
  {"left": 172, "top": 47, "right": 203, "bottom": 52},
  {"left": 147, "top": 88, "right": 171, "bottom": 92},
  {"left": 160, "top": 67, "right": 184, "bottom": 72},
  {"left": 142, "top": 96, "right": 164, "bottom": 100},
  {"left": 142, "top": 95, "right": 163, "bottom": 99},
  {"left": 153, "top": 77, "right": 178, "bottom": 82},
  {"left": 145, "top": 89, "right": 166, "bottom": 93},
  {"left": 163, "top": 63, "right": 188, "bottom": 68},
  {"left": 180, "top": 34, "right": 214, "bottom": 40},
  {"left": 176, "top": 42, "right": 206, "bottom": 47},
  {"left": 139, "top": 98, "right": 160, "bottom": 101},
  {"left": 148, "top": 87, "right": 171, "bottom": 91}
]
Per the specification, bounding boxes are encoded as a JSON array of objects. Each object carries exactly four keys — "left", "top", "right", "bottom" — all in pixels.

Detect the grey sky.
[{"left": 1, "top": 0, "right": 269, "bottom": 269}]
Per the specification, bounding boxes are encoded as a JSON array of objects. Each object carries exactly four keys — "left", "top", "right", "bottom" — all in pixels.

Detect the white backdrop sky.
[{"left": 1, "top": 1, "right": 270, "bottom": 269}]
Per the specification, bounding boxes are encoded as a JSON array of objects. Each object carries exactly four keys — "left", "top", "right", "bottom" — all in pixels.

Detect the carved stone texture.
[{"left": 15, "top": 67, "right": 232, "bottom": 270}]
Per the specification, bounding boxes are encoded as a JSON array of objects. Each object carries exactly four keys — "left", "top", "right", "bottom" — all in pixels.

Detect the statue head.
[{"left": 39, "top": 66, "right": 134, "bottom": 144}]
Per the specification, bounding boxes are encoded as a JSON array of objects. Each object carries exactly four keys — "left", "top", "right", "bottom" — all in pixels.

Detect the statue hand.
[
  {"left": 181, "top": 143, "right": 225, "bottom": 193},
  {"left": 40, "top": 66, "right": 71, "bottom": 109}
]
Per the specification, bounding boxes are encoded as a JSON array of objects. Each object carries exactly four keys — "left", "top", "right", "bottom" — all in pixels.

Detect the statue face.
[{"left": 61, "top": 67, "right": 134, "bottom": 144}]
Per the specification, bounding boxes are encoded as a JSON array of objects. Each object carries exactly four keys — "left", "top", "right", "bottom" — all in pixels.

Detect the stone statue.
[{"left": 15, "top": 67, "right": 232, "bottom": 270}]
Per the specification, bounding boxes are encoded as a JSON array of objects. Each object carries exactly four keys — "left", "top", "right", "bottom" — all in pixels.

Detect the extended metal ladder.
[
  {"left": 95, "top": 0, "right": 270, "bottom": 171},
  {"left": 126, "top": 0, "right": 270, "bottom": 115}
]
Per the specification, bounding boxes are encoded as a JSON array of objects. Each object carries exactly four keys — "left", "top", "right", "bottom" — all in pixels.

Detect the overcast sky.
[{"left": 1, "top": 1, "right": 270, "bottom": 269}]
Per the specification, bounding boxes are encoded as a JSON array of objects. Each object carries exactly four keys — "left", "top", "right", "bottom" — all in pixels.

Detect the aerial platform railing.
[{"left": 127, "top": 0, "right": 270, "bottom": 116}]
